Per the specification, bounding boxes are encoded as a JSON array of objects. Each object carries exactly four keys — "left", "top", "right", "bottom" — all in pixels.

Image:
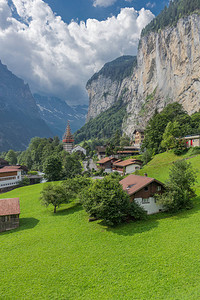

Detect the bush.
[{"left": 156, "top": 160, "right": 197, "bottom": 212}]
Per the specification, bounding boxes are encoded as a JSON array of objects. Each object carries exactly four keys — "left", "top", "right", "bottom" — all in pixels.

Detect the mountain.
[
  {"left": 85, "top": 0, "right": 200, "bottom": 140},
  {"left": 0, "top": 61, "right": 52, "bottom": 152},
  {"left": 86, "top": 56, "right": 137, "bottom": 122},
  {"left": 34, "top": 94, "right": 88, "bottom": 138}
]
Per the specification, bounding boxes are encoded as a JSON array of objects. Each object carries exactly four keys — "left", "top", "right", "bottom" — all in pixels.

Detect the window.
[
  {"left": 144, "top": 186, "right": 149, "bottom": 192},
  {"left": 157, "top": 186, "right": 161, "bottom": 191},
  {"left": 142, "top": 198, "right": 150, "bottom": 204}
]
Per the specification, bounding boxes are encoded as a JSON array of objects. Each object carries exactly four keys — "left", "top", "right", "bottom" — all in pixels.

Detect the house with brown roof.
[
  {"left": 0, "top": 198, "right": 20, "bottom": 232},
  {"left": 120, "top": 174, "right": 164, "bottom": 214},
  {"left": 97, "top": 157, "right": 117, "bottom": 173},
  {"left": 0, "top": 166, "right": 22, "bottom": 193},
  {"left": 112, "top": 159, "right": 143, "bottom": 175}
]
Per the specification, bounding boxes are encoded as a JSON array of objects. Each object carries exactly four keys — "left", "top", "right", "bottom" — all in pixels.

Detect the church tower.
[{"left": 62, "top": 121, "right": 74, "bottom": 153}]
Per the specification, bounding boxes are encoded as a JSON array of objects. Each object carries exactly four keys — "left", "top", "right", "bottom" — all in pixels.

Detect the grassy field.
[{"left": 1, "top": 152, "right": 200, "bottom": 299}]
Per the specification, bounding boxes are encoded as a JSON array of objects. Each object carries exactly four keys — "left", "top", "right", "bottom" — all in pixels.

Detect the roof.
[
  {"left": 97, "top": 157, "right": 115, "bottom": 164},
  {"left": 0, "top": 198, "right": 20, "bottom": 216},
  {"left": 113, "top": 159, "right": 142, "bottom": 167},
  {"left": 120, "top": 174, "right": 164, "bottom": 196},
  {"left": 133, "top": 129, "right": 144, "bottom": 134},
  {"left": 96, "top": 146, "right": 106, "bottom": 152},
  {"left": 0, "top": 166, "right": 21, "bottom": 173}
]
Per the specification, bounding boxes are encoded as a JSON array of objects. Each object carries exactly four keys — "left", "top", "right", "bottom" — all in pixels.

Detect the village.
[{"left": 1, "top": 120, "right": 199, "bottom": 232}]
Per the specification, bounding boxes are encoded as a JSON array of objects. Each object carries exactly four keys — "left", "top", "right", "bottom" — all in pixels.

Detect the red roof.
[
  {"left": 0, "top": 166, "right": 21, "bottom": 173},
  {"left": 120, "top": 174, "right": 164, "bottom": 196},
  {"left": 113, "top": 159, "right": 142, "bottom": 167},
  {"left": 0, "top": 198, "right": 20, "bottom": 216},
  {"left": 97, "top": 157, "right": 115, "bottom": 164}
]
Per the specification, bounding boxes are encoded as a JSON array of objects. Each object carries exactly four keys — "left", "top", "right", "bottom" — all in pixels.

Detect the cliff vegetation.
[{"left": 141, "top": 0, "right": 200, "bottom": 37}]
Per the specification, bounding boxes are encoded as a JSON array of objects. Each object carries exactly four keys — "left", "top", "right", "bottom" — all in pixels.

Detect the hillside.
[
  {"left": 0, "top": 61, "right": 52, "bottom": 151},
  {"left": 1, "top": 153, "right": 200, "bottom": 298},
  {"left": 85, "top": 0, "right": 200, "bottom": 141},
  {"left": 74, "top": 100, "right": 127, "bottom": 143}
]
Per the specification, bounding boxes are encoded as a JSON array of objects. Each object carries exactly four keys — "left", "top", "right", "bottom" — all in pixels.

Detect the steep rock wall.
[{"left": 86, "top": 14, "right": 200, "bottom": 137}]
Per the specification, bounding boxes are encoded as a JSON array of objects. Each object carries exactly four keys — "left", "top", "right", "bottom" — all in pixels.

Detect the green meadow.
[{"left": 1, "top": 151, "right": 200, "bottom": 299}]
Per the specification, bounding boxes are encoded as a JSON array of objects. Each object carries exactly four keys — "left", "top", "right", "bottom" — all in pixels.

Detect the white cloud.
[
  {"left": 93, "top": 0, "right": 117, "bottom": 7},
  {"left": 146, "top": 2, "right": 156, "bottom": 9},
  {"left": 0, "top": 0, "right": 154, "bottom": 104}
]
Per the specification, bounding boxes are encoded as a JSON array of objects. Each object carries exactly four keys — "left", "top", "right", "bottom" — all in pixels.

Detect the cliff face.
[
  {"left": 86, "top": 14, "right": 200, "bottom": 137},
  {"left": 0, "top": 61, "right": 52, "bottom": 151}
]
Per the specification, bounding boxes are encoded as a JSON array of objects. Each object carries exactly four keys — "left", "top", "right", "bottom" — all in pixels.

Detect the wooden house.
[
  {"left": 0, "top": 198, "right": 20, "bottom": 232},
  {"left": 97, "top": 157, "right": 117, "bottom": 173},
  {"left": 112, "top": 159, "right": 143, "bottom": 175},
  {"left": 120, "top": 174, "right": 164, "bottom": 214}
]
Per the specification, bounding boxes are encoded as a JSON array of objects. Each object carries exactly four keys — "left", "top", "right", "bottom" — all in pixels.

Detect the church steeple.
[{"left": 63, "top": 121, "right": 74, "bottom": 153}]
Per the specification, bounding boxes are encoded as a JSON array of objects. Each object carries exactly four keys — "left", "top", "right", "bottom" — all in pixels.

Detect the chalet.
[
  {"left": 183, "top": 135, "right": 200, "bottom": 147},
  {"left": 117, "top": 146, "right": 140, "bottom": 157},
  {"left": 96, "top": 146, "right": 107, "bottom": 160},
  {"left": 0, "top": 166, "right": 22, "bottom": 193},
  {"left": 120, "top": 174, "right": 164, "bottom": 215},
  {"left": 97, "top": 157, "right": 117, "bottom": 173},
  {"left": 133, "top": 129, "right": 145, "bottom": 148},
  {"left": 112, "top": 159, "right": 143, "bottom": 175},
  {"left": 0, "top": 198, "right": 20, "bottom": 232}
]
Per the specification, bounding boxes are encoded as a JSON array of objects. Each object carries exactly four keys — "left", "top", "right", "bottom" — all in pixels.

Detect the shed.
[{"left": 0, "top": 198, "right": 20, "bottom": 232}]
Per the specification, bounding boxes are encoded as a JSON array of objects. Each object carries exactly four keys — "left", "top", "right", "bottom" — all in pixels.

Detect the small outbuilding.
[{"left": 0, "top": 198, "right": 20, "bottom": 232}]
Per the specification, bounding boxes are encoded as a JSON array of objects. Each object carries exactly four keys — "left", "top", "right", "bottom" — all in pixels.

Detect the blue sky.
[
  {"left": 44, "top": 0, "right": 168, "bottom": 23},
  {"left": 0, "top": 0, "right": 168, "bottom": 105}
]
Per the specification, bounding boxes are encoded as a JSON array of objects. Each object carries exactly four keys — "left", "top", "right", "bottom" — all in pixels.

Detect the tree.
[
  {"left": 62, "top": 152, "right": 82, "bottom": 179},
  {"left": 161, "top": 121, "right": 180, "bottom": 151},
  {"left": 157, "top": 160, "right": 197, "bottom": 212},
  {"left": 43, "top": 155, "right": 63, "bottom": 181},
  {"left": 5, "top": 150, "right": 17, "bottom": 165},
  {"left": 82, "top": 176, "right": 146, "bottom": 225},
  {"left": 40, "top": 183, "right": 70, "bottom": 213}
]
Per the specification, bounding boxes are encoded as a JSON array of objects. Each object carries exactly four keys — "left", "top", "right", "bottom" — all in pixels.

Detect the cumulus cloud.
[
  {"left": 93, "top": 0, "right": 117, "bottom": 7},
  {"left": 0, "top": 0, "right": 154, "bottom": 104}
]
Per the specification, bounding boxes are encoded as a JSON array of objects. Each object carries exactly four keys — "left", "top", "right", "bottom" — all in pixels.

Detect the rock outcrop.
[{"left": 86, "top": 13, "right": 200, "bottom": 138}]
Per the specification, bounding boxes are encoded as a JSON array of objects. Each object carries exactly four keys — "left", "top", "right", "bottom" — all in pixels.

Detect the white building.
[
  {"left": 72, "top": 145, "right": 86, "bottom": 156},
  {"left": 0, "top": 166, "right": 22, "bottom": 192},
  {"left": 112, "top": 159, "right": 143, "bottom": 175}
]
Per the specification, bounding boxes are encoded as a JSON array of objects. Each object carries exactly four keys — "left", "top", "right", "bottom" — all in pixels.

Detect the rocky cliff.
[
  {"left": 0, "top": 61, "right": 52, "bottom": 151},
  {"left": 86, "top": 13, "right": 200, "bottom": 138}
]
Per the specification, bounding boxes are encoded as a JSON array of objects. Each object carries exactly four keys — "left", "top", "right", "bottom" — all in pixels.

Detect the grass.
[{"left": 1, "top": 152, "right": 200, "bottom": 299}]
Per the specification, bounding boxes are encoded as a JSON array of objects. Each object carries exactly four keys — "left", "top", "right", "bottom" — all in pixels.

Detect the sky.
[{"left": 0, "top": 0, "right": 168, "bottom": 105}]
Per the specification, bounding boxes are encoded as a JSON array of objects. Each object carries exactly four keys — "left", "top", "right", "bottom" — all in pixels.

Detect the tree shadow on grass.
[
  {"left": 0, "top": 217, "right": 39, "bottom": 236},
  {"left": 100, "top": 218, "right": 159, "bottom": 236},
  {"left": 99, "top": 200, "right": 200, "bottom": 236},
  {"left": 54, "top": 204, "right": 83, "bottom": 216}
]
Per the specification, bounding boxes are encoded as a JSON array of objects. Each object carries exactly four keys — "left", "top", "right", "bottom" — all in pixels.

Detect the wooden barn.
[{"left": 0, "top": 198, "right": 20, "bottom": 232}]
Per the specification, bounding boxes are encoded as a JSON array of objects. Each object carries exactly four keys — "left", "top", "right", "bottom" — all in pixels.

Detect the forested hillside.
[
  {"left": 87, "top": 56, "right": 137, "bottom": 86},
  {"left": 74, "top": 100, "right": 127, "bottom": 143},
  {"left": 141, "top": 0, "right": 200, "bottom": 37}
]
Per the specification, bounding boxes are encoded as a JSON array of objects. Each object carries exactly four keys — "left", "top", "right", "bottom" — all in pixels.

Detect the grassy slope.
[{"left": 1, "top": 152, "right": 200, "bottom": 299}]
